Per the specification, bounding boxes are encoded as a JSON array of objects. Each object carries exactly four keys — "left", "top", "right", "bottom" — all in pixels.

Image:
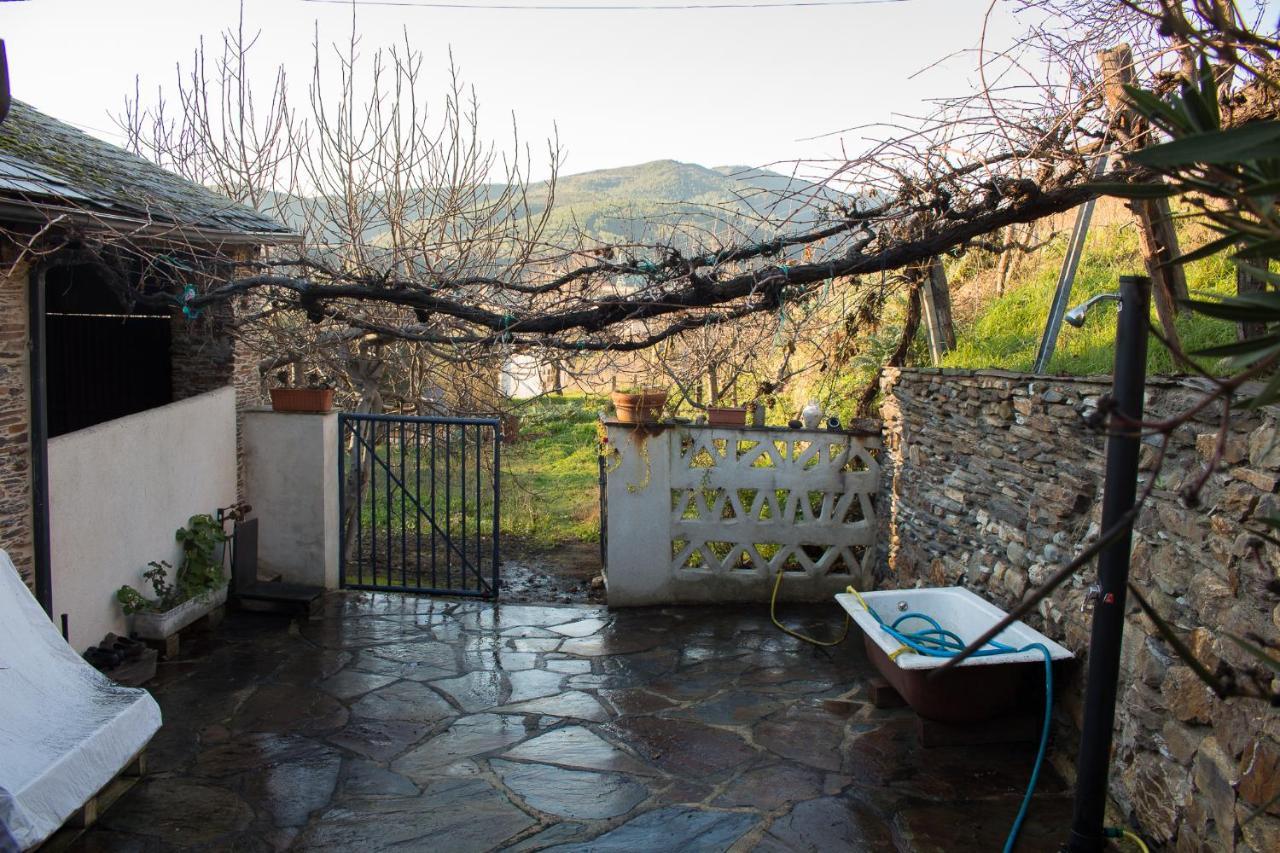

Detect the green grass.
[
  {"left": 942, "top": 224, "right": 1239, "bottom": 375},
  {"left": 346, "top": 395, "right": 604, "bottom": 581},
  {"left": 500, "top": 395, "right": 606, "bottom": 545}
]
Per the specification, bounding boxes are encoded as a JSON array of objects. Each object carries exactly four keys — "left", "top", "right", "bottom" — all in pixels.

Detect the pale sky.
[{"left": 1, "top": 0, "right": 1265, "bottom": 181}]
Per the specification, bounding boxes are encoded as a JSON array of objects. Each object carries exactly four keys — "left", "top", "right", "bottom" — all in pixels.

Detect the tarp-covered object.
[{"left": 0, "top": 550, "right": 161, "bottom": 849}]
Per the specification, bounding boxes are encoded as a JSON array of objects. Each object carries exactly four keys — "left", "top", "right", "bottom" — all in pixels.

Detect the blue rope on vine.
[{"left": 179, "top": 284, "right": 203, "bottom": 319}]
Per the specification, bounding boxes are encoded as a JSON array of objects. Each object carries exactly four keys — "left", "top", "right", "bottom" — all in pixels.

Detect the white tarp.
[{"left": 0, "top": 550, "right": 161, "bottom": 849}]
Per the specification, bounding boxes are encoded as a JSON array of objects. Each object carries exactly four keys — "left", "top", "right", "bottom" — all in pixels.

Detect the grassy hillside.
[{"left": 942, "top": 219, "right": 1239, "bottom": 376}]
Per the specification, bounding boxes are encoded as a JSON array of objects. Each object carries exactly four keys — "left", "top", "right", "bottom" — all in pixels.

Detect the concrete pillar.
[
  {"left": 604, "top": 426, "right": 673, "bottom": 606},
  {"left": 243, "top": 410, "right": 339, "bottom": 589}
]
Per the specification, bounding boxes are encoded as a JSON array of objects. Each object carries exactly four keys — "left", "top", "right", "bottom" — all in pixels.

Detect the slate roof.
[{"left": 0, "top": 100, "right": 293, "bottom": 241}]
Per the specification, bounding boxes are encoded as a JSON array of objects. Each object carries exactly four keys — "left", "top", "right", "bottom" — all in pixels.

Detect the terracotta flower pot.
[
  {"left": 270, "top": 388, "right": 335, "bottom": 414},
  {"left": 611, "top": 388, "right": 668, "bottom": 424},
  {"left": 706, "top": 406, "right": 748, "bottom": 426}
]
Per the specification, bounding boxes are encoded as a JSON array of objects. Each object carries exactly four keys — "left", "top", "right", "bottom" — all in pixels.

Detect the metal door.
[{"left": 339, "top": 413, "right": 501, "bottom": 597}]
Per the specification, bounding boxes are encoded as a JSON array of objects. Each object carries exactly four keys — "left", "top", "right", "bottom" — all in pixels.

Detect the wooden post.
[
  {"left": 919, "top": 258, "right": 955, "bottom": 365},
  {"left": 1099, "top": 44, "right": 1187, "bottom": 341}
]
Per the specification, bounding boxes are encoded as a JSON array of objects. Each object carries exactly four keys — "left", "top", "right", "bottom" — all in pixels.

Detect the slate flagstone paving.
[{"left": 71, "top": 592, "right": 1072, "bottom": 851}]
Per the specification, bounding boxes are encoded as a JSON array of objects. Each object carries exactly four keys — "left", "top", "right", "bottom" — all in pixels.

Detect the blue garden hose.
[{"left": 852, "top": 595, "right": 1053, "bottom": 853}]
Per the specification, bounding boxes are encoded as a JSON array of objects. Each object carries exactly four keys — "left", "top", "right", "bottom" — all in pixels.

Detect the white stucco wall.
[
  {"left": 48, "top": 388, "right": 237, "bottom": 651},
  {"left": 501, "top": 355, "right": 544, "bottom": 399},
  {"left": 243, "top": 410, "right": 339, "bottom": 589}
]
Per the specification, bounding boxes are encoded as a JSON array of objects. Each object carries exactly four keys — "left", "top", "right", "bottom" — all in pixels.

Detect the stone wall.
[
  {"left": 0, "top": 250, "right": 260, "bottom": 592},
  {"left": 879, "top": 367, "right": 1279, "bottom": 851},
  {"left": 170, "top": 297, "right": 260, "bottom": 499},
  {"left": 0, "top": 260, "right": 33, "bottom": 585}
]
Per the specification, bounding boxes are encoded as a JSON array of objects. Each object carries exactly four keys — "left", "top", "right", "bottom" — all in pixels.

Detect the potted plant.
[
  {"left": 611, "top": 386, "right": 668, "bottom": 424},
  {"left": 116, "top": 514, "right": 229, "bottom": 641},
  {"left": 270, "top": 370, "right": 335, "bottom": 414}
]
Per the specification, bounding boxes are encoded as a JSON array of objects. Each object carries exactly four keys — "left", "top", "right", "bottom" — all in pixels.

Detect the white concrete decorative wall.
[
  {"left": 603, "top": 423, "right": 881, "bottom": 606},
  {"left": 48, "top": 388, "right": 237, "bottom": 651},
  {"left": 243, "top": 410, "right": 339, "bottom": 589}
]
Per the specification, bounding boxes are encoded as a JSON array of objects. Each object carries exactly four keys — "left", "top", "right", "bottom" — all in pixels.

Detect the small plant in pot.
[
  {"left": 116, "top": 514, "right": 229, "bottom": 641},
  {"left": 270, "top": 370, "right": 335, "bottom": 413},
  {"left": 611, "top": 386, "right": 669, "bottom": 424}
]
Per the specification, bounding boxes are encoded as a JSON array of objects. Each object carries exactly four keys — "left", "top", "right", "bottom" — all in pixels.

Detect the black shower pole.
[{"left": 1066, "top": 274, "right": 1151, "bottom": 852}]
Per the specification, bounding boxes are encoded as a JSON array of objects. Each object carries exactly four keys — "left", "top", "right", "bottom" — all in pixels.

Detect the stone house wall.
[
  {"left": 879, "top": 367, "right": 1279, "bottom": 850},
  {"left": 0, "top": 250, "right": 259, "bottom": 590},
  {"left": 0, "top": 258, "right": 34, "bottom": 585}
]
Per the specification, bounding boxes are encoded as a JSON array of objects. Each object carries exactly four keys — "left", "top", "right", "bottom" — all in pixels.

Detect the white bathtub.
[{"left": 835, "top": 586, "right": 1073, "bottom": 721}]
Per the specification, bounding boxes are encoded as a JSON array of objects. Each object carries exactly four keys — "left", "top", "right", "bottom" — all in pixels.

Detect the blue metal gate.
[{"left": 339, "top": 413, "right": 501, "bottom": 597}]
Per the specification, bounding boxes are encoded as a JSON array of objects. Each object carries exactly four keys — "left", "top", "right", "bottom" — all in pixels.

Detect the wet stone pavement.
[{"left": 73, "top": 594, "right": 1072, "bottom": 852}]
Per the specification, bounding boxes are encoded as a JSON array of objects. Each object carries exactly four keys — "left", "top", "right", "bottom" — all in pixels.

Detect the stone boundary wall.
[{"left": 879, "top": 367, "right": 1279, "bottom": 850}]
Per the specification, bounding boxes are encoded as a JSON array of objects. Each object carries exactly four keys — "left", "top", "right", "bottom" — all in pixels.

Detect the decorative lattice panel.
[{"left": 668, "top": 428, "right": 879, "bottom": 580}]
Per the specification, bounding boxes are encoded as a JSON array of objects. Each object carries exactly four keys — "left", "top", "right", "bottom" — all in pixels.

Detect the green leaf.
[
  {"left": 1122, "top": 84, "right": 1194, "bottom": 134},
  {"left": 1234, "top": 261, "right": 1280, "bottom": 284},
  {"left": 1171, "top": 232, "right": 1241, "bottom": 265},
  {"left": 1130, "top": 122, "right": 1280, "bottom": 168},
  {"left": 1183, "top": 298, "right": 1280, "bottom": 323},
  {"left": 1190, "top": 333, "right": 1280, "bottom": 359}
]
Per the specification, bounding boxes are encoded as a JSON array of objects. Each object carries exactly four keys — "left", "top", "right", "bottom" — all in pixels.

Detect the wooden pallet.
[
  {"left": 139, "top": 605, "right": 225, "bottom": 660},
  {"left": 37, "top": 750, "right": 147, "bottom": 851}
]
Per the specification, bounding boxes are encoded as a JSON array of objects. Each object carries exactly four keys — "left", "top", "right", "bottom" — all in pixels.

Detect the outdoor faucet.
[
  {"left": 1064, "top": 292, "right": 1121, "bottom": 328},
  {"left": 1081, "top": 584, "right": 1101, "bottom": 612}
]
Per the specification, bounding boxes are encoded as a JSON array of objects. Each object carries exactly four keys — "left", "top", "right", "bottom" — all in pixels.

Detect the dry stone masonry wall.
[
  {"left": 879, "top": 367, "right": 1280, "bottom": 851},
  {"left": 0, "top": 259, "right": 33, "bottom": 585}
]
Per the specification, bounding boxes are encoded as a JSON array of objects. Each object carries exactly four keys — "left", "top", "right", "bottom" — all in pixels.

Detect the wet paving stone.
[
  {"left": 97, "top": 780, "right": 254, "bottom": 846},
  {"left": 230, "top": 684, "right": 348, "bottom": 736},
  {"left": 498, "top": 689, "right": 610, "bottom": 722},
  {"left": 431, "top": 670, "right": 510, "bottom": 712},
  {"left": 500, "top": 726, "right": 657, "bottom": 775},
  {"left": 605, "top": 716, "right": 758, "bottom": 780},
  {"left": 545, "top": 658, "right": 592, "bottom": 675},
  {"left": 73, "top": 596, "right": 1082, "bottom": 852},
  {"left": 712, "top": 762, "right": 826, "bottom": 811},
  {"left": 754, "top": 794, "right": 896, "bottom": 851},
  {"left": 506, "top": 668, "right": 566, "bottom": 702},
  {"left": 492, "top": 759, "right": 648, "bottom": 819},
  {"left": 891, "top": 794, "right": 1074, "bottom": 852},
  {"left": 295, "top": 777, "right": 535, "bottom": 851},
  {"left": 753, "top": 700, "right": 847, "bottom": 772},
  {"left": 349, "top": 680, "right": 457, "bottom": 723},
  {"left": 326, "top": 718, "right": 434, "bottom": 762},
  {"left": 317, "top": 669, "right": 398, "bottom": 700},
  {"left": 339, "top": 758, "right": 421, "bottom": 798},
  {"left": 542, "top": 805, "right": 758, "bottom": 852},
  {"left": 502, "top": 821, "right": 591, "bottom": 851},
  {"left": 549, "top": 617, "right": 607, "bottom": 637},
  {"left": 391, "top": 713, "right": 529, "bottom": 779}
]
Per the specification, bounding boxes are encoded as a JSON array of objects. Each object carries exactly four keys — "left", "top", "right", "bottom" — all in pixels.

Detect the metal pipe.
[
  {"left": 1066, "top": 274, "right": 1151, "bottom": 852},
  {"left": 28, "top": 266, "right": 52, "bottom": 617},
  {"left": 1033, "top": 150, "right": 1111, "bottom": 373}
]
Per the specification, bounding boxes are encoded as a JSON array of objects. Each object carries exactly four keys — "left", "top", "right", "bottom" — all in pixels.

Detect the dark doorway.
[{"left": 44, "top": 264, "right": 172, "bottom": 437}]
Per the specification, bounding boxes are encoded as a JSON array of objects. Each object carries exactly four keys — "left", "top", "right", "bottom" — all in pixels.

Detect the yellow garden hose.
[
  {"left": 769, "top": 568, "right": 850, "bottom": 647},
  {"left": 1105, "top": 828, "right": 1150, "bottom": 852}
]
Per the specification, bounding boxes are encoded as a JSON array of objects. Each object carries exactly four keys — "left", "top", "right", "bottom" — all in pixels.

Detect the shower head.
[{"left": 1065, "top": 292, "right": 1121, "bottom": 328}]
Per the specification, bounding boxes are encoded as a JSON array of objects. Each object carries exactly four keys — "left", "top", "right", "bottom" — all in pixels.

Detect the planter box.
[
  {"left": 706, "top": 406, "right": 748, "bottom": 426},
  {"left": 270, "top": 388, "right": 335, "bottom": 413},
  {"left": 129, "top": 583, "right": 228, "bottom": 640}
]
